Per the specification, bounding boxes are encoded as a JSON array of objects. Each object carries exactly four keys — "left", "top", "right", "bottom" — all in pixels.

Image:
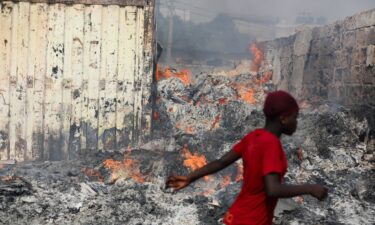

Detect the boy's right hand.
[
  {"left": 166, "top": 175, "right": 191, "bottom": 191},
  {"left": 309, "top": 184, "right": 328, "bottom": 201}
]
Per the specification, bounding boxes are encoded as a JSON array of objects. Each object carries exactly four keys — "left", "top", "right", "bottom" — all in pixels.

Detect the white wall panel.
[{"left": 0, "top": 0, "right": 155, "bottom": 161}]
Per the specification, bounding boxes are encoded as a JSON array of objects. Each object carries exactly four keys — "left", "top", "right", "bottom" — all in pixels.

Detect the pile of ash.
[{"left": 0, "top": 72, "right": 374, "bottom": 225}]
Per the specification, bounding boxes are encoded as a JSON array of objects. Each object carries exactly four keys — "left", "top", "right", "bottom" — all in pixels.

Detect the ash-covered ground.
[{"left": 1, "top": 70, "right": 374, "bottom": 225}]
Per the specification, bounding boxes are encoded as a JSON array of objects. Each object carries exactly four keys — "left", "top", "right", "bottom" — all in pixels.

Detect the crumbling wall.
[{"left": 264, "top": 9, "right": 375, "bottom": 130}]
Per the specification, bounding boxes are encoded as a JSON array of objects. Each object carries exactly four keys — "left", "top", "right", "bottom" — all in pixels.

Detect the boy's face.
[{"left": 280, "top": 111, "right": 298, "bottom": 135}]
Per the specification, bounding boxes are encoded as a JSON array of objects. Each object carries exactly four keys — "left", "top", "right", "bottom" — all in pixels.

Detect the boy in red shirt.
[{"left": 166, "top": 90, "right": 328, "bottom": 225}]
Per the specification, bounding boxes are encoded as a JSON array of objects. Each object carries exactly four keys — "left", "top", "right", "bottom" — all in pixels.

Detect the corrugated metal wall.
[{"left": 0, "top": 0, "right": 155, "bottom": 161}]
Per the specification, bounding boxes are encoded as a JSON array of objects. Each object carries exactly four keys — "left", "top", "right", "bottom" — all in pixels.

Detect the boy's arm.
[
  {"left": 166, "top": 150, "right": 241, "bottom": 190},
  {"left": 264, "top": 173, "right": 328, "bottom": 200}
]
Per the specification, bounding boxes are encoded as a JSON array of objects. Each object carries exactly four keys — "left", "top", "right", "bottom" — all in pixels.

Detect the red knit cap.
[{"left": 263, "top": 90, "right": 299, "bottom": 119}]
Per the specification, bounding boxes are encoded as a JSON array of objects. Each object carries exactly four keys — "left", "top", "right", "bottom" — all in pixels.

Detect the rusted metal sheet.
[{"left": 0, "top": 0, "right": 155, "bottom": 161}]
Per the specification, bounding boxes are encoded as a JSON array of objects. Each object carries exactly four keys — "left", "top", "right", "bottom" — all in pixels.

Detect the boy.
[{"left": 166, "top": 90, "right": 328, "bottom": 225}]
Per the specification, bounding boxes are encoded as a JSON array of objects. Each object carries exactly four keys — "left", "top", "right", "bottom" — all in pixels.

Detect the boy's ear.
[{"left": 279, "top": 115, "right": 288, "bottom": 125}]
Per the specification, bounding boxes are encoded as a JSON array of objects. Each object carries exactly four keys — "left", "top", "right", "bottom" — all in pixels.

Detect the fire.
[
  {"left": 182, "top": 144, "right": 209, "bottom": 181},
  {"left": 103, "top": 157, "right": 145, "bottom": 183},
  {"left": 250, "top": 43, "right": 264, "bottom": 72},
  {"left": 156, "top": 65, "right": 192, "bottom": 86},
  {"left": 220, "top": 175, "right": 231, "bottom": 188},
  {"left": 123, "top": 159, "right": 145, "bottom": 183},
  {"left": 175, "top": 69, "right": 191, "bottom": 86},
  {"left": 156, "top": 64, "right": 171, "bottom": 81},
  {"left": 237, "top": 86, "right": 257, "bottom": 104},
  {"left": 103, "top": 159, "right": 121, "bottom": 172},
  {"left": 235, "top": 164, "right": 243, "bottom": 182},
  {"left": 81, "top": 168, "right": 104, "bottom": 182}
]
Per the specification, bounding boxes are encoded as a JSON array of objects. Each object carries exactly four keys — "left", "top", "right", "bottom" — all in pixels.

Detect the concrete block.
[
  {"left": 355, "top": 28, "right": 374, "bottom": 48},
  {"left": 366, "top": 45, "right": 375, "bottom": 67},
  {"left": 344, "top": 9, "right": 375, "bottom": 30},
  {"left": 362, "top": 85, "right": 375, "bottom": 106},
  {"left": 293, "top": 28, "right": 313, "bottom": 56},
  {"left": 333, "top": 50, "right": 349, "bottom": 67},
  {"left": 344, "top": 85, "right": 364, "bottom": 106},
  {"left": 347, "top": 65, "right": 362, "bottom": 84},
  {"left": 352, "top": 47, "right": 368, "bottom": 65},
  {"left": 342, "top": 31, "right": 356, "bottom": 50},
  {"left": 334, "top": 67, "right": 350, "bottom": 83},
  {"left": 362, "top": 65, "right": 375, "bottom": 85}
]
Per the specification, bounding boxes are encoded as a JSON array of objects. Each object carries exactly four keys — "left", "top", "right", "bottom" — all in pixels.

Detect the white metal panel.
[
  {"left": 44, "top": 3, "right": 65, "bottom": 160},
  {"left": 98, "top": 5, "right": 120, "bottom": 150},
  {"left": 133, "top": 7, "right": 145, "bottom": 143},
  {"left": 27, "top": 3, "right": 38, "bottom": 160},
  {"left": 9, "top": 3, "right": 29, "bottom": 161},
  {"left": 30, "top": 3, "right": 48, "bottom": 160},
  {"left": 0, "top": 2, "right": 12, "bottom": 160},
  {"left": 116, "top": 6, "right": 137, "bottom": 148},
  {"left": 69, "top": 4, "right": 84, "bottom": 156},
  {"left": 82, "top": 4, "right": 102, "bottom": 151},
  {"left": 0, "top": 1, "right": 155, "bottom": 161},
  {"left": 61, "top": 4, "right": 73, "bottom": 159}
]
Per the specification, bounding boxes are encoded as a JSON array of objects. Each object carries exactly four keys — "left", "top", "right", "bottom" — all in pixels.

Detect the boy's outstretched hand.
[{"left": 166, "top": 176, "right": 191, "bottom": 191}]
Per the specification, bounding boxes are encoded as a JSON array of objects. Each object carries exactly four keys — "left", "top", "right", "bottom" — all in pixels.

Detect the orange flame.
[
  {"left": 237, "top": 86, "right": 257, "bottom": 104},
  {"left": 123, "top": 159, "right": 145, "bottom": 183},
  {"left": 182, "top": 144, "right": 209, "bottom": 181},
  {"left": 156, "top": 65, "right": 192, "bottom": 86},
  {"left": 81, "top": 168, "right": 104, "bottom": 182},
  {"left": 103, "top": 158, "right": 145, "bottom": 183},
  {"left": 250, "top": 43, "right": 264, "bottom": 72},
  {"left": 156, "top": 64, "right": 172, "bottom": 81}
]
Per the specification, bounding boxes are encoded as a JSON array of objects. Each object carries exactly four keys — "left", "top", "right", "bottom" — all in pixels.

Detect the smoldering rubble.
[{"left": 1, "top": 69, "right": 374, "bottom": 225}]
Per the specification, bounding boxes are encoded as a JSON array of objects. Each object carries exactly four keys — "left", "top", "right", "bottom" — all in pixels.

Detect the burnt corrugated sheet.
[{"left": 0, "top": 0, "right": 155, "bottom": 161}]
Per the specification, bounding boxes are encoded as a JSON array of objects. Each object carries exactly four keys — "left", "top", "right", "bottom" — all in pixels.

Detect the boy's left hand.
[{"left": 166, "top": 176, "right": 191, "bottom": 191}]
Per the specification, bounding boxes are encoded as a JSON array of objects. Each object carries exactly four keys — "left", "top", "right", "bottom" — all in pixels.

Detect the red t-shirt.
[{"left": 223, "top": 129, "right": 288, "bottom": 225}]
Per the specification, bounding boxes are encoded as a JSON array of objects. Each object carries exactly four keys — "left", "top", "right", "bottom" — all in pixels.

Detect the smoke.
[
  {"left": 174, "top": 0, "right": 375, "bottom": 24},
  {"left": 157, "top": 0, "right": 374, "bottom": 63}
]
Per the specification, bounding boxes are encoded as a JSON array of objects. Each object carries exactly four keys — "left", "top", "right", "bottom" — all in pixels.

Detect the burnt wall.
[{"left": 264, "top": 9, "right": 375, "bottom": 129}]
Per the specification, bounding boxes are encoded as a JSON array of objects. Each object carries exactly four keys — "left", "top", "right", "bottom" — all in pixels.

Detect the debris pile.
[{"left": 1, "top": 67, "right": 374, "bottom": 224}]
